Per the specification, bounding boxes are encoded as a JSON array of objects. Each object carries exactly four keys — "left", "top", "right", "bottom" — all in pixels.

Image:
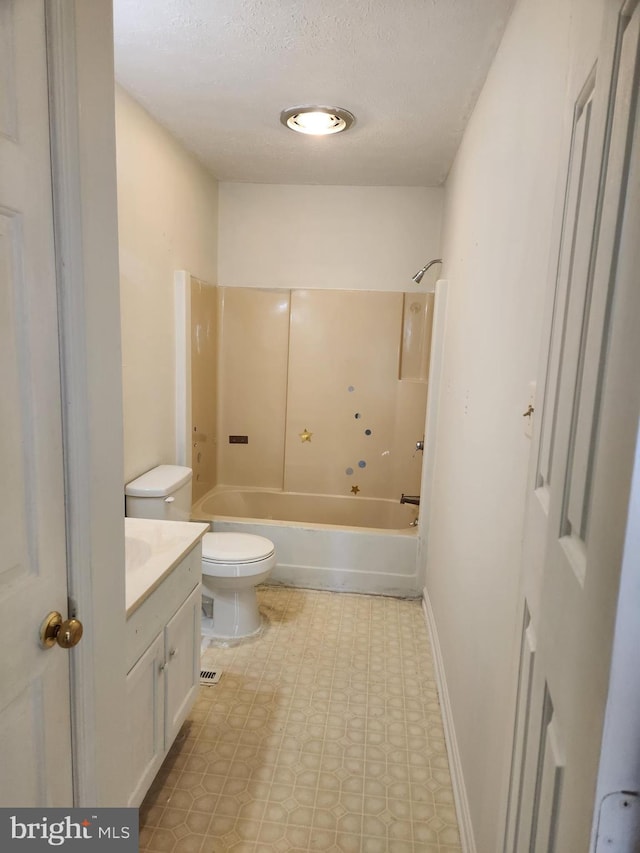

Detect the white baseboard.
[{"left": 422, "top": 587, "right": 477, "bottom": 853}]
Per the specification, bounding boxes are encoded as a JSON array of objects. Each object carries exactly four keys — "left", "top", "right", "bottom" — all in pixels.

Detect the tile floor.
[{"left": 139, "top": 586, "right": 462, "bottom": 853}]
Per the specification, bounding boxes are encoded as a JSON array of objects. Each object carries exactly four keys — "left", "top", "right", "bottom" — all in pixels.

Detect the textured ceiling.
[{"left": 113, "top": 0, "right": 515, "bottom": 186}]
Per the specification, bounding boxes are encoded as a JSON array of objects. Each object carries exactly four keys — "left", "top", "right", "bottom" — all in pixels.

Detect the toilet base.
[{"left": 202, "top": 587, "right": 263, "bottom": 639}]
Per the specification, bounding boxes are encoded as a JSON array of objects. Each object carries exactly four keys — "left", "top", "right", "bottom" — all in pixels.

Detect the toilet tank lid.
[{"left": 125, "top": 465, "right": 192, "bottom": 497}]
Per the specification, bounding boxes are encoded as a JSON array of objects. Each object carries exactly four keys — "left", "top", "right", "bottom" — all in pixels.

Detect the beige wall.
[
  {"left": 427, "top": 0, "right": 604, "bottom": 849},
  {"left": 218, "top": 184, "right": 444, "bottom": 292},
  {"left": 217, "top": 288, "right": 290, "bottom": 489},
  {"left": 116, "top": 86, "right": 218, "bottom": 483},
  {"left": 216, "top": 287, "right": 429, "bottom": 499}
]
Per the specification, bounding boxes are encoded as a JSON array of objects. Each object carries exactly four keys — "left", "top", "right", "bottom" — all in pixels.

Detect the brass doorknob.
[{"left": 40, "top": 612, "right": 84, "bottom": 650}]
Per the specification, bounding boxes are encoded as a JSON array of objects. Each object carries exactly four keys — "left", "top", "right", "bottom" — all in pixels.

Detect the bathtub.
[{"left": 191, "top": 488, "right": 420, "bottom": 597}]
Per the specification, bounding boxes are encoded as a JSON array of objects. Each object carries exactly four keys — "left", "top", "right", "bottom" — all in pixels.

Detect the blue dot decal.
[
  {"left": 348, "top": 386, "right": 355, "bottom": 392},
  {"left": 358, "top": 460, "right": 367, "bottom": 468},
  {"left": 345, "top": 467, "right": 354, "bottom": 476},
  {"left": 365, "top": 429, "right": 372, "bottom": 436}
]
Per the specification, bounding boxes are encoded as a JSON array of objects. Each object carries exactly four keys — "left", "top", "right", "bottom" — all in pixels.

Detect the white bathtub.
[{"left": 191, "top": 488, "right": 420, "bottom": 597}]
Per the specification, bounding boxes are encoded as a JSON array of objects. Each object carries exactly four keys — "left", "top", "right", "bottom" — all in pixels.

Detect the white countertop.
[{"left": 125, "top": 517, "right": 209, "bottom": 616}]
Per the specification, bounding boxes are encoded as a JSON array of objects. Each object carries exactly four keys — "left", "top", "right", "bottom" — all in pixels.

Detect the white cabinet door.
[
  {"left": 126, "top": 633, "right": 165, "bottom": 807},
  {"left": 164, "top": 585, "right": 201, "bottom": 747},
  {"left": 0, "top": 0, "right": 73, "bottom": 805}
]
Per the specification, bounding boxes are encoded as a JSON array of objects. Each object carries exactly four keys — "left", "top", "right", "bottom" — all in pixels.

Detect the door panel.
[
  {"left": 503, "top": 609, "right": 536, "bottom": 852},
  {"left": 529, "top": 689, "right": 564, "bottom": 853},
  {"left": 0, "top": 0, "right": 72, "bottom": 804},
  {"left": 536, "top": 74, "right": 596, "bottom": 502}
]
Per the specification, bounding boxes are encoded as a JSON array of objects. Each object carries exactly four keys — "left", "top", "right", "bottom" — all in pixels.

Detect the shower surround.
[{"left": 201, "top": 286, "right": 433, "bottom": 500}]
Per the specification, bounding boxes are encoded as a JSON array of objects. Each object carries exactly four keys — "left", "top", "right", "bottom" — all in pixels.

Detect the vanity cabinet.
[{"left": 126, "top": 544, "right": 202, "bottom": 807}]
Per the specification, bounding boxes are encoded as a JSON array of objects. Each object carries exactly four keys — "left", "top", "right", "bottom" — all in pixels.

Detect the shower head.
[{"left": 412, "top": 258, "right": 442, "bottom": 284}]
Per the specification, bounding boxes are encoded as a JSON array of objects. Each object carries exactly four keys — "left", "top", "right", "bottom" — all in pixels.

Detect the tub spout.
[{"left": 400, "top": 494, "right": 420, "bottom": 506}]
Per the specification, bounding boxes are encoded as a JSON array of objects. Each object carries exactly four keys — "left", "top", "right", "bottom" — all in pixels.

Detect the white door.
[
  {"left": 0, "top": 0, "right": 74, "bottom": 805},
  {"left": 504, "top": 1, "right": 640, "bottom": 850}
]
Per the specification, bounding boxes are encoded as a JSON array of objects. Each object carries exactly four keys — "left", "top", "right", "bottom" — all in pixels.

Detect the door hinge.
[{"left": 595, "top": 791, "right": 640, "bottom": 851}]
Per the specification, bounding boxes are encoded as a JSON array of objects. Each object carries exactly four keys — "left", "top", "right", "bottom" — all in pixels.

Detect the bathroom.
[
  {"left": 2, "top": 0, "right": 639, "bottom": 851},
  {"left": 113, "top": 12, "right": 467, "bottom": 842},
  {"left": 114, "top": 0, "right": 640, "bottom": 847},
  {"left": 117, "top": 50, "right": 453, "bottom": 842}
]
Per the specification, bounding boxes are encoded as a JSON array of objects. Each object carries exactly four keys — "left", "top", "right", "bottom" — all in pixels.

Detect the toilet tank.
[{"left": 125, "top": 465, "right": 193, "bottom": 521}]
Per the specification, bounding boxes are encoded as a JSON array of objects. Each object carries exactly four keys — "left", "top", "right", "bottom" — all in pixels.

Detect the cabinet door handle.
[
  {"left": 159, "top": 662, "right": 166, "bottom": 672},
  {"left": 169, "top": 647, "right": 177, "bottom": 658}
]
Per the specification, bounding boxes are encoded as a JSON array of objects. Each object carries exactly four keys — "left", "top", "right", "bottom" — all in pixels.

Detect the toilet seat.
[
  {"left": 201, "top": 532, "right": 276, "bottom": 579},
  {"left": 202, "top": 532, "right": 275, "bottom": 564}
]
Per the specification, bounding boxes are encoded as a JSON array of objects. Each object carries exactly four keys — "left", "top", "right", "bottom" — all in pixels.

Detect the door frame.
[
  {"left": 589, "top": 0, "right": 640, "bottom": 828},
  {"left": 44, "top": 0, "right": 127, "bottom": 806},
  {"left": 592, "top": 433, "right": 640, "bottom": 848},
  {"left": 175, "top": 270, "right": 193, "bottom": 467},
  {"left": 417, "top": 277, "right": 449, "bottom": 587}
]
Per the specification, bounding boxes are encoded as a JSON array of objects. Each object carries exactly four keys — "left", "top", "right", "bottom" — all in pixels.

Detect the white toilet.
[
  {"left": 201, "top": 532, "right": 275, "bottom": 639},
  {"left": 124, "top": 465, "right": 276, "bottom": 639}
]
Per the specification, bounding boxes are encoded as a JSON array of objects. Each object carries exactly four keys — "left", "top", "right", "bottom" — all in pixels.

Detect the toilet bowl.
[{"left": 201, "top": 532, "right": 276, "bottom": 639}]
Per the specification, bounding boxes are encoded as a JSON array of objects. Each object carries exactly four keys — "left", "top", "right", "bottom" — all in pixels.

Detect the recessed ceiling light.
[{"left": 280, "top": 105, "right": 355, "bottom": 136}]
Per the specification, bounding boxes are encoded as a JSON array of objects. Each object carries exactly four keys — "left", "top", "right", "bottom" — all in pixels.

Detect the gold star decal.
[
  {"left": 351, "top": 485, "right": 360, "bottom": 495},
  {"left": 299, "top": 428, "right": 313, "bottom": 443}
]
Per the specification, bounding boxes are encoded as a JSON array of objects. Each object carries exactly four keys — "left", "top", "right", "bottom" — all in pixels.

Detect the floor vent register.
[{"left": 200, "top": 669, "right": 222, "bottom": 685}]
